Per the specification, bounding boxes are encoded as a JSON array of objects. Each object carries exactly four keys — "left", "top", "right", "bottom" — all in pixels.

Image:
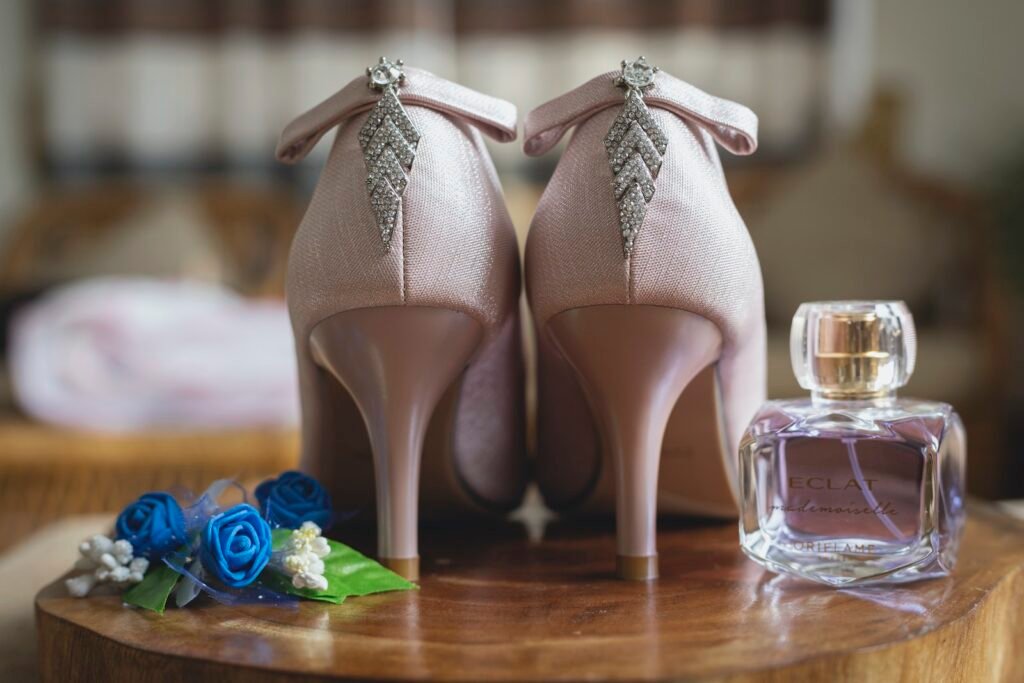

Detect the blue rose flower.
[
  {"left": 200, "top": 503, "right": 271, "bottom": 588},
  {"left": 115, "top": 492, "right": 187, "bottom": 559},
  {"left": 255, "top": 471, "right": 333, "bottom": 529}
]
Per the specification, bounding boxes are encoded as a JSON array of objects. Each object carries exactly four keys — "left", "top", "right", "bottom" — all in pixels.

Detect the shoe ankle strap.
[
  {"left": 277, "top": 67, "right": 517, "bottom": 164},
  {"left": 523, "top": 71, "right": 758, "bottom": 157}
]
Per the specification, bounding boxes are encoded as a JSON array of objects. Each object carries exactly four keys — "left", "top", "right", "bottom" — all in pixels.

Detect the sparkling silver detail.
[
  {"left": 359, "top": 57, "right": 420, "bottom": 250},
  {"left": 605, "top": 56, "right": 666, "bottom": 256}
]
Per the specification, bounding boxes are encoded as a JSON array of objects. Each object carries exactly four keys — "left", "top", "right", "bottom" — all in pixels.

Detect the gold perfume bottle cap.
[{"left": 790, "top": 301, "right": 916, "bottom": 398}]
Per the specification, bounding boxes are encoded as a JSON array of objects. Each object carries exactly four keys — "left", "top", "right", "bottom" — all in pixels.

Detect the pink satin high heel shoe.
[
  {"left": 524, "top": 58, "right": 766, "bottom": 580},
  {"left": 276, "top": 59, "right": 527, "bottom": 580}
]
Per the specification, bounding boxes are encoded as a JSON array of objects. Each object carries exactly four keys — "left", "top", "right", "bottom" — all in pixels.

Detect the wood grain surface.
[{"left": 36, "top": 505, "right": 1024, "bottom": 682}]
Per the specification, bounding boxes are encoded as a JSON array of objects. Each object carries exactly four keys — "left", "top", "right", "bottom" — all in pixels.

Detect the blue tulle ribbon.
[
  {"left": 163, "top": 550, "right": 298, "bottom": 608},
  {"left": 181, "top": 479, "right": 248, "bottom": 533}
]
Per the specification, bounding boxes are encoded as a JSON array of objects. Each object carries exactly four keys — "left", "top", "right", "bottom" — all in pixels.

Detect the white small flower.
[
  {"left": 283, "top": 554, "right": 306, "bottom": 574},
  {"left": 87, "top": 535, "right": 113, "bottom": 557},
  {"left": 293, "top": 571, "right": 328, "bottom": 591},
  {"left": 111, "top": 539, "right": 134, "bottom": 565},
  {"left": 108, "top": 566, "right": 131, "bottom": 582},
  {"left": 306, "top": 556, "right": 325, "bottom": 575},
  {"left": 310, "top": 536, "right": 330, "bottom": 558},
  {"left": 99, "top": 553, "right": 119, "bottom": 570},
  {"left": 272, "top": 522, "right": 331, "bottom": 591},
  {"left": 65, "top": 574, "right": 98, "bottom": 597},
  {"left": 128, "top": 557, "right": 149, "bottom": 582},
  {"left": 65, "top": 533, "right": 149, "bottom": 597}
]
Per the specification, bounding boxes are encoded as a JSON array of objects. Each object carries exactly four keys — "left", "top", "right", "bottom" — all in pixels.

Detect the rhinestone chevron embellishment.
[
  {"left": 605, "top": 56, "right": 666, "bottom": 256},
  {"left": 359, "top": 57, "right": 420, "bottom": 250}
]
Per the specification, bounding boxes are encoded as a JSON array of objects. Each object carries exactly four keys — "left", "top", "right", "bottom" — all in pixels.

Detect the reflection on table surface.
[{"left": 35, "top": 503, "right": 1024, "bottom": 682}]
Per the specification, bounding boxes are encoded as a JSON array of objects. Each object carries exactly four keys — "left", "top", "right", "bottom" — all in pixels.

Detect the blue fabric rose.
[
  {"left": 115, "top": 492, "right": 187, "bottom": 559},
  {"left": 255, "top": 471, "right": 333, "bottom": 529},
  {"left": 200, "top": 503, "right": 271, "bottom": 588}
]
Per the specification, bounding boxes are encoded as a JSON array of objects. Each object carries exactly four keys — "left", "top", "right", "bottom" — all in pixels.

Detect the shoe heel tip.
[
  {"left": 617, "top": 554, "right": 658, "bottom": 581},
  {"left": 383, "top": 556, "right": 420, "bottom": 581}
]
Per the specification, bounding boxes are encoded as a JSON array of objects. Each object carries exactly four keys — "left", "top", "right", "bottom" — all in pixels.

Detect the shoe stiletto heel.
[
  {"left": 310, "top": 307, "right": 481, "bottom": 580},
  {"left": 525, "top": 58, "right": 766, "bottom": 578},
  {"left": 277, "top": 59, "right": 526, "bottom": 579},
  {"left": 549, "top": 306, "right": 722, "bottom": 580}
]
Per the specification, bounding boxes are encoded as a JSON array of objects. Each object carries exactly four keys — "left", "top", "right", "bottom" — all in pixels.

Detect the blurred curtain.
[{"left": 36, "top": 0, "right": 828, "bottom": 178}]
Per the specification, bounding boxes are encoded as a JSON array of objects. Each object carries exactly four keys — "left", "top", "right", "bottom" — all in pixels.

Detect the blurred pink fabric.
[{"left": 9, "top": 278, "right": 298, "bottom": 431}]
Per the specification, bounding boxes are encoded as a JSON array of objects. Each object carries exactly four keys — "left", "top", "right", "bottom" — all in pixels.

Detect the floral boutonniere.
[{"left": 63, "top": 471, "right": 415, "bottom": 613}]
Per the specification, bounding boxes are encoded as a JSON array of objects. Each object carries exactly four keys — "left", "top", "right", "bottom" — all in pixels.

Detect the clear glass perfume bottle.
[{"left": 739, "top": 301, "right": 966, "bottom": 586}]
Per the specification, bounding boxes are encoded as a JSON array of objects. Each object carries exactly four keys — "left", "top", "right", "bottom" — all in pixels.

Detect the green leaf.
[
  {"left": 122, "top": 563, "right": 181, "bottom": 614},
  {"left": 271, "top": 528, "right": 291, "bottom": 550},
  {"left": 265, "top": 529, "right": 416, "bottom": 604}
]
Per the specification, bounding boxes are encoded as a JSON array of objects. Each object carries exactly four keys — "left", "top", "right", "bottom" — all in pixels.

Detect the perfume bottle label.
[
  {"left": 787, "top": 477, "right": 877, "bottom": 491},
  {"left": 777, "top": 437, "right": 924, "bottom": 542},
  {"left": 780, "top": 540, "right": 880, "bottom": 554},
  {"left": 770, "top": 500, "right": 898, "bottom": 516}
]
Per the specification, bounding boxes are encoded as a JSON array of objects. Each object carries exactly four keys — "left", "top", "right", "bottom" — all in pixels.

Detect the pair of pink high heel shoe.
[{"left": 276, "top": 57, "right": 765, "bottom": 581}]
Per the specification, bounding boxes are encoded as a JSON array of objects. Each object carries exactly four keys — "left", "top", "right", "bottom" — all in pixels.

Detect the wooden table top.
[{"left": 36, "top": 505, "right": 1024, "bottom": 682}]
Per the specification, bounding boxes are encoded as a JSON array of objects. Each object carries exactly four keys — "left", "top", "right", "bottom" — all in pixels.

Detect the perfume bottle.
[{"left": 739, "top": 301, "right": 966, "bottom": 586}]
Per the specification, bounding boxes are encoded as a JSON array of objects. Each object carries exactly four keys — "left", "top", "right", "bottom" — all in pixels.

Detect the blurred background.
[{"left": 0, "top": 0, "right": 1022, "bottom": 556}]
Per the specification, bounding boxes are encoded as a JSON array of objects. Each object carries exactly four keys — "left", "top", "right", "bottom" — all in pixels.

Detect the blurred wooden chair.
[
  {"left": 0, "top": 182, "right": 301, "bottom": 297},
  {"left": 0, "top": 182, "right": 304, "bottom": 552}
]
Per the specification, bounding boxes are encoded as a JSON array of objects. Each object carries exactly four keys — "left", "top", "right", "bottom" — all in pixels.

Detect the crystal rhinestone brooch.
[
  {"left": 358, "top": 57, "right": 421, "bottom": 251},
  {"left": 604, "top": 56, "right": 667, "bottom": 256}
]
